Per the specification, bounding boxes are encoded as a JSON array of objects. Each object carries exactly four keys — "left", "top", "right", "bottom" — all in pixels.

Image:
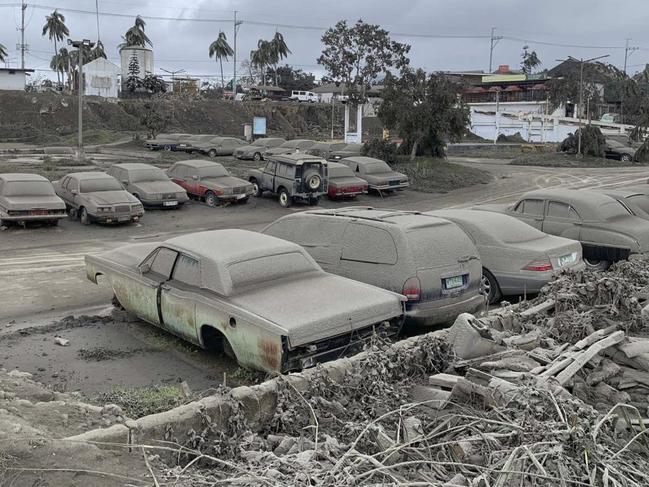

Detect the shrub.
[
  {"left": 559, "top": 125, "right": 606, "bottom": 157},
  {"left": 361, "top": 138, "right": 399, "bottom": 163}
]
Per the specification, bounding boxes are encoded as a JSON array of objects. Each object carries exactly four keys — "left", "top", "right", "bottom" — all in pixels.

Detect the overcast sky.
[{"left": 2, "top": 0, "right": 649, "bottom": 82}]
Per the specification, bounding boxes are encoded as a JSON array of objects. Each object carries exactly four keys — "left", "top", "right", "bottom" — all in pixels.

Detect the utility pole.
[
  {"left": 69, "top": 39, "right": 95, "bottom": 157},
  {"left": 233, "top": 11, "right": 242, "bottom": 96},
  {"left": 488, "top": 27, "right": 502, "bottom": 74},
  {"left": 20, "top": 0, "right": 26, "bottom": 69},
  {"left": 623, "top": 38, "right": 639, "bottom": 74},
  {"left": 574, "top": 55, "right": 609, "bottom": 156}
]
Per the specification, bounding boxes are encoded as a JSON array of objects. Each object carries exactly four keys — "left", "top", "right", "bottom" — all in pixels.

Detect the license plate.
[
  {"left": 163, "top": 201, "right": 178, "bottom": 207},
  {"left": 558, "top": 252, "right": 577, "bottom": 267},
  {"left": 118, "top": 215, "right": 130, "bottom": 222},
  {"left": 236, "top": 194, "right": 247, "bottom": 199},
  {"left": 389, "top": 180, "right": 400, "bottom": 186},
  {"left": 444, "top": 276, "right": 464, "bottom": 289}
]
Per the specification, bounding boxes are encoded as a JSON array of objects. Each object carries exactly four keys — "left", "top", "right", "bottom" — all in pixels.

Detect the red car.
[
  {"left": 167, "top": 160, "right": 254, "bottom": 207},
  {"left": 327, "top": 162, "right": 368, "bottom": 199}
]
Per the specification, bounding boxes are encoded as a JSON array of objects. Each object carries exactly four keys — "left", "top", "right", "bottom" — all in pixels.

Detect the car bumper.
[
  {"left": 328, "top": 189, "right": 367, "bottom": 198},
  {"left": 0, "top": 212, "right": 67, "bottom": 222},
  {"left": 495, "top": 261, "right": 586, "bottom": 295},
  {"left": 93, "top": 213, "right": 144, "bottom": 224},
  {"left": 370, "top": 182, "right": 409, "bottom": 191},
  {"left": 406, "top": 292, "right": 485, "bottom": 326},
  {"left": 217, "top": 192, "right": 254, "bottom": 202},
  {"left": 139, "top": 195, "right": 189, "bottom": 208}
]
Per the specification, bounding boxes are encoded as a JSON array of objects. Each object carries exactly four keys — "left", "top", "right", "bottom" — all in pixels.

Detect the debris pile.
[{"left": 166, "top": 258, "right": 649, "bottom": 486}]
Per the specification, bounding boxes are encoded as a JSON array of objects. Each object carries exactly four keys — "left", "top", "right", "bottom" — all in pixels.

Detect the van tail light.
[
  {"left": 523, "top": 259, "right": 553, "bottom": 272},
  {"left": 402, "top": 277, "right": 421, "bottom": 302}
]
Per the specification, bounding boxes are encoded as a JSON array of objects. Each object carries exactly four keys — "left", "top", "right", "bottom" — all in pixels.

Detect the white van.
[{"left": 290, "top": 90, "right": 318, "bottom": 103}]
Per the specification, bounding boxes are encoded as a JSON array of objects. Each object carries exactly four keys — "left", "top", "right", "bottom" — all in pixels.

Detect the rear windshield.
[
  {"left": 364, "top": 162, "right": 392, "bottom": 174},
  {"left": 199, "top": 166, "right": 228, "bottom": 178},
  {"left": 228, "top": 252, "right": 316, "bottom": 291},
  {"left": 407, "top": 224, "right": 476, "bottom": 268},
  {"left": 3, "top": 181, "right": 55, "bottom": 196},
  {"left": 476, "top": 216, "right": 546, "bottom": 244},
  {"left": 627, "top": 195, "right": 649, "bottom": 215},
  {"left": 130, "top": 168, "right": 168, "bottom": 183},
  {"left": 329, "top": 165, "right": 354, "bottom": 178},
  {"left": 80, "top": 178, "right": 123, "bottom": 193},
  {"left": 599, "top": 200, "right": 631, "bottom": 219}
]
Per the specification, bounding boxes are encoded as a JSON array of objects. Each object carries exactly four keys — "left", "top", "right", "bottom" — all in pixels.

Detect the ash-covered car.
[
  {"left": 476, "top": 188, "right": 649, "bottom": 270},
  {"left": 326, "top": 162, "right": 368, "bottom": 199},
  {"left": 591, "top": 187, "right": 649, "bottom": 220},
  {"left": 234, "top": 137, "right": 286, "bottom": 161},
  {"left": 264, "top": 139, "right": 318, "bottom": 158},
  {"left": 339, "top": 156, "right": 409, "bottom": 192},
  {"left": 54, "top": 172, "right": 144, "bottom": 225},
  {"left": 604, "top": 139, "right": 636, "bottom": 162},
  {"left": 0, "top": 173, "right": 67, "bottom": 226},
  {"left": 85, "top": 229, "right": 405, "bottom": 373},
  {"left": 107, "top": 163, "right": 188, "bottom": 209},
  {"left": 428, "top": 209, "right": 584, "bottom": 303},
  {"left": 248, "top": 153, "right": 328, "bottom": 207},
  {"left": 144, "top": 133, "right": 192, "bottom": 151},
  {"left": 167, "top": 160, "right": 254, "bottom": 206},
  {"left": 304, "top": 142, "right": 349, "bottom": 159},
  {"left": 190, "top": 136, "right": 247, "bottom": 157},
  {"left": 327, "top": 143, "right": 362, "bottom": 162}
]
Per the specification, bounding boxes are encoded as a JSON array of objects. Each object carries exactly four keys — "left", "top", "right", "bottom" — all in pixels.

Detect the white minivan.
[{"left": 290, "top": 90, "right": 318, "bottom": 103}]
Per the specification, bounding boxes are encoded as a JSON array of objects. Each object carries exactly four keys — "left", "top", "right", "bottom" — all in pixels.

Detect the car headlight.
[
  {"left": 96, "top": 206, "right": 113, "bottom": 213},
  {"left": 132, "top": 204, "right": 143, "bottom": 211}
]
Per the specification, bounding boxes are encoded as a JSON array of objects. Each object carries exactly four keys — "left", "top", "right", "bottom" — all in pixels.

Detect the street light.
[
  {"left": 556, "top": 54, "right": 609, "bottom": 156},
  {"left": 68, "top": 39, "right": 95, "bottom": 156}
]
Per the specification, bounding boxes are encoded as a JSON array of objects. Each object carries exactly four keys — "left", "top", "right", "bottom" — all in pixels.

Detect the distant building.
[
  {"left": 0, "top": 68, "right": 34, "bottom": 91},
  {"left": 119, "top": 45, "right": 154, "bottom": 84},
  {"left": 83, "top": 58, "right": 121, "bottom": 98},
  {"left": 312, "top": 83, "right": 347, "bottom": 103}
]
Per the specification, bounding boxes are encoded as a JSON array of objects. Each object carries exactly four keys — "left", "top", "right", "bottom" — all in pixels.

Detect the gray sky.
[{"left": 3, "top": 0, "right": 649, "bottom": 82}]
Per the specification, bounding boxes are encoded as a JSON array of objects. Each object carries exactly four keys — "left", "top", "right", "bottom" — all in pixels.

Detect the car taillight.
[
  {"left": 402, "top": 276, "right": 421, "bottom": 302},
  {"left": 523, "top": 259, "right": 553, "bottom": 272}
]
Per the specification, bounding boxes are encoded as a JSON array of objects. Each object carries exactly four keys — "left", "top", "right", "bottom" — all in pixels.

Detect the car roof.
[
  {"left": 295, "top": 207, "right": 453, "bottom": 230},
  {"left": 520, "top": 189, "right": 617, "bottom": 207},
  {"left": 266, "top": 153, "right": 327, "bottom": 166},
  {"left": 428, "top": 209, "right": 537, "bottom": 231},
  {"left": 173, "top": 160, "right": 223, "bottom": 169},
  {"left": 165, "top": 229, "right": 303, "bottom": 265},
  {"left": 593, "top": 188, "right": 645, "bottom": 198},
  {"left": 0, "top": 173, "right": 49, "bottom": 182},
  {"left": 342, "top": 156, "right": 387, "bottom": 165},
  {"left": 65, "top": 171, "right": 113, "bottom": 180},
  {"left": 111, "top": 163, "right": 158, "bottom": 171}
]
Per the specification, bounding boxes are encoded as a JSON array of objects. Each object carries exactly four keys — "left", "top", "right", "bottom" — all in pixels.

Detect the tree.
[
  {"left": 378, "top": 69, "right": 470, "bottom": 160},
  {"left": 140, "top": 102, "right": 169, "bottom": 138},
  {"left": 208, "top": 31, "right": 234, "bottom": 88},
  {"left": 0, "top": 43, "right": 7, "bottom": 63},
  {"left": 267, "top": 65, "right": 315, "bottom": 91},
  {"left": 269, "top": 32, "right": 291, "bottom": 85},
  {"left": 317, "top": 19, "right": 410, "bottom": 105},
  {"left": 142, "top": 74, "right": 166, "bottom": 94},
  {"left": 42, "top": 10, "right": 69, "bottom": 85},
  {"left": 250, "top": 40, "right": 272, "bottom": 85},
  {"left": 122, "top": 15, "right": 151, "bottom": 48},
  {"left": 521, "top": 45, "right": 541, "bottom": 74},
  {"left": 91, "top": 40, "right": 107, "bottom": 61}
]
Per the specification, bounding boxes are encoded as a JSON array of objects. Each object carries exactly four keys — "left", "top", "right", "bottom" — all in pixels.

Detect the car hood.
[
  {"left": 265, "top": 147, "right": 296, "bottom": 156},
  {"left": 131, "top": 181, "right": 185, "bottom": 195},
  {"left": 201, "top": 176, "right": 252, "bottom": 189},
  {"left": 2, "top": 195, "right": 65, "bottom": 210},
  {"left": 472, "top": 204, "right": 513, "bottom": 214},
  {"left": 363, "top": 172, "right": 408, "bottom": 183},
  {"left": 84, "top": 191, "right": 139, "bottom": 205},
  {"left": 95, "top": 243, "right": 157, "bottom": 270},
  {"left": 230, "top": 273, "right": 405, "bottom": 347}
]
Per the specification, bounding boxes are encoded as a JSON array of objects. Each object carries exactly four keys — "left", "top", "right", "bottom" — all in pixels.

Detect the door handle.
[{"left": 574, "top": 221, "right": 583, "bottom": 226}]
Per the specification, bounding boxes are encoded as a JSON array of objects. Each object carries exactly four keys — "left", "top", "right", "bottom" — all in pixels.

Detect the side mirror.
[{"left": 139, "top": 263, "right": 151, "bottom": 274}]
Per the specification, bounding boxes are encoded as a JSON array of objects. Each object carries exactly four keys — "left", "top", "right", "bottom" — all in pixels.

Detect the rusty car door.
[{"left": 159, "top": 253, "right": 199, "bottom": 343}]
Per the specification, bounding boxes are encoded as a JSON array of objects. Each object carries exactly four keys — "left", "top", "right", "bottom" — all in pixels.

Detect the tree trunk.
[
  {"left": 219, "top": 57, "right": 224, "bottom": 88},
  {"left": 54, "top": 38, "right": 60, "bottom": 86},
  {"left": 410, "top": 138, "right": 420, "bottom": 162},
  {"left": 274, "top": 63, "right": 278, "bottom": 86}
]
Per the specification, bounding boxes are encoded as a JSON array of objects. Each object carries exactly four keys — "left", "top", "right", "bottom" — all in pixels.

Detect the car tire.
[
  {"left": 49, "top": 219, "right": 59, "bottom": 227},
  {"left": 205, "top": 191, "right": 218, "bottom": 207},
  {"left": 621, "top": 154, "right": 632, "bottom": 162},
  {"left": 253, "top": 152, "right": 262, "bottom": 161},
  {"left": 481, "top": 268, "right": 502, "bottom": 305},
  {"left": 69, "top": 207, "right": 78, "bottom": 220},
  {"left": 584, "top": 258, "right": 611, "bottom": 271},
  {"left": 208, "top": 149, "right": 217, "bottom": 158},
  {"left": 304, "top": 172, "right": 322, "bottom": 191},
  {"left": 308, "top": 196, "right": 320, "bottom": 206},
  {"left": 163, "top": 145, "right": 172, "bottom": 152},
  {"left": 278, "top": 188, "right": 292, "bottom": 208},
  {"left": 79, "top": 207, "right": 91, "bottom": 225},
  {"left": 250, "top": 179, "right": 263, "bottom": 197}
]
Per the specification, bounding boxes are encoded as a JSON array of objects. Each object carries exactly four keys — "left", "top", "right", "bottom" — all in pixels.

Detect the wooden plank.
[
  {"left": 519, "top": 299, "right": 555, "bottom": 318},
  {"left": 555, "top": 331, "right": 625, "bottom": 385},
  {"left": 428, "top": 373, "right": 461, "bottom": 390}
]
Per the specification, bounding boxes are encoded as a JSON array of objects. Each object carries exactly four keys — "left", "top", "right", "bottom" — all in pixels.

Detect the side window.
[
  {"left": 265, "top": 161, "right": 277, "bottom": 174},
  {"left": 147, "top": 247, "right": 178, "bottom": 279},
  {"left": 547, "top": 201, "right": 580, "bottom": 220},
  {"left": 168, "top": 165, "right": 179, "bottom": 178},
  {"left": 172, "top": 254, "right": 200, "bottom": 287},
  {"left": 516, "top": 199, "right": 544, "bottom": 217},
  {"left": 67, "top": 178, "right": 79, "bottom": 192},
  {"left": 342, "top": 223, "right": 398, "bottom": 265}
]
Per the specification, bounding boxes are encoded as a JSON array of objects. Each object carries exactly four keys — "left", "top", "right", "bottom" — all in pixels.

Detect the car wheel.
[
  {"left": 69, "top": 207, "right": 78, "bottom": 220},
  {"left": 250, "top": 179, "right": 263, "bottom": 197},
  {"left": 304, "top": 172, "right": 322, "bottom": 191},
  {"left": 584, "top": 258, "right": 611, "bottom": 271},
  {"left": 620, "top": 154, "right": 632, "bottom": 162},
  {"left": 205, "top": 191, "right": 218, "bottom": 207},
  {"left": 481, "top": 269, "right": 502, "bottom": 305},
  {"left": 79, "top": 207, "right": 91, "bottom": 225},
  {"left": 308, "top": 196, "right": 320, "bottom": 206},
  {"left": 208, "top": 149, "right": 217, "bottom": 158},
  {"left": 163, "top": 145, "right": 172, "bottom": 152},
  {"left": 253, "top": 152, "right": 262, "bottom": 161},
  {"left": 278, "top": 188, "right": 292, "bottom": 208}
]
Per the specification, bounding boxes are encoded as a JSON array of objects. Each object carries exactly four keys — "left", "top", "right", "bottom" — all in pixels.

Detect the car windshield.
[
  {"left": 130, "top": 168, "right": 168, "bottom": 183},
  {"left": 80, "top": 178, "right": 123, "bottom": 192},
  {"left": 199, "top": 166, "right": 228, "bottom": 178},
  {"left": 228, "top": 252, "right": 316, "bottom": 292},
  {"left": 599, "top": 200, "right": 631, "bottom": 219},
  {"left": 251, "top": 139, "right": 266, "bottom": 146},
  {"left": 3, "top": 181, "right": 55, "bottom": 196},
  {"left": 364, "top": 162, "right": 392, "bottom": 174}
]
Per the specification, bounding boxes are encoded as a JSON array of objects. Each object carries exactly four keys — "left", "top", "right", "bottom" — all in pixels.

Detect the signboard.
[
  {"left": 253, "top": 117, "right": 267, "bottom": 135},
  {"left": 345, "top": 132, "right": 361, "bottom": 144}
]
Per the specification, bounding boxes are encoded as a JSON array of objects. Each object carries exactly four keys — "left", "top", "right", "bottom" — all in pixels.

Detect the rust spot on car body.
[{"left": 258, "top": 339, "right": 281, "bottom": 372}]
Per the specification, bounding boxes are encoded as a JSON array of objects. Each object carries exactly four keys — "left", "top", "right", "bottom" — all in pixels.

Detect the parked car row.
[{"left": 145, "top": 133, "right": 247, "bottom": 157}]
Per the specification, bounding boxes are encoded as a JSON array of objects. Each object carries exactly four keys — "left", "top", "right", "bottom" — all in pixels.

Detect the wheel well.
[
  {"left": 200, "top": 325, "right": 232, "bottom": 355},
  {"left": 277, "top": 186, "right": 288, "bottom": 194}
]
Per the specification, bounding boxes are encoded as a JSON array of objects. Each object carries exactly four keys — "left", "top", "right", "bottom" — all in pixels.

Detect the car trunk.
[
  {"left": 230, "top": 273, "right": 404, "bottom": 348},
  {"left": 3, "top": 195, "right": 65, "bottom": 211},
  {"left": 512, "top": 236, "right": 582, "bottom": 271}
]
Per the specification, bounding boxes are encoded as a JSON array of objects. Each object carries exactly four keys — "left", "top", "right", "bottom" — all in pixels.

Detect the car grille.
[
  {"left": 115, "top": 205, "right": 131, "bottom": 213},
  {"left": 163, "top": 193, "right": 176, "bottom": 199},
  {"left": 233, "top": 186, "right": 248, "bottom": 193}
]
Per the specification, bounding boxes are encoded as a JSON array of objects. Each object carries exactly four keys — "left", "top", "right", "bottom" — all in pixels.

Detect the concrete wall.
[{"left": 0, "top": 70, "right": 27, "bottom": 91}]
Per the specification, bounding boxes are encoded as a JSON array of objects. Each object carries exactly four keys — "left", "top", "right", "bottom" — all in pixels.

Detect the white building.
[
  {"left": 83, "top": 58, "right": 121, "bottom": 98},
  {"left": 0, "top": 68, "right": 34, "bottom": 91}
]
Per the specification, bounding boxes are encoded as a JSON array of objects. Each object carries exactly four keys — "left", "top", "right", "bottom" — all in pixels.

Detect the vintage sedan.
[
  {"left": 106, "top": 163, "right": 188, "bottom": 209},
  {"left": 0, "top": 173, "right": 66, "bottom": 226},
  {"left": 339, "top": 156, "right": 409, "bottom": 192},
  {"left": 85, "top": 229, "right": 405, "bottom": 373},
  {"left": 234, "top": 138, "right": 286, "bottom": 160},
  {"left": 326, "top": 162, "right": 368, "bottom": 199},
  {"left": 592, "top": 187, "right": 649, "bottom": 220},
  {"left": 328, "top": 143, "right": 362, "bottom": 162},
  {"left": 264, "top": 139, "right": 318, "bottom": 158},
  {"left": 191, "top": 137, "right": 247, "bottom": 157},
  {"left": 144, "top": 133, "right": 192, "bottom": 151},
  {"left": 477, "top": 188, "right": 649, "bottom": 269},
  {"left": 605, "top": 140, "right": 635, "bottom": 162},
  {"left": 304, "top": 142, "right": 349, "bottom": 159},
  {"left": 428, "top": 209, "right": 584, "bottom": 303},
  {"left": 167, "top": 160, "right": 254, "bottom": 206},
  {"left": 54, "top": 172, "right": 144, "bottom": 225}
]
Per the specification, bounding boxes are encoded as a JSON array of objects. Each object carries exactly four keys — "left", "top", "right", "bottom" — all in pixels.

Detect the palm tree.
[
  {"left": 50, "top": 47, "right": 71, "bottom": 88},
  {"left": 208, "top": 31, "right": 234, "bottom": 88},
  {"left": 91, "top": 40, "right": 107, "bottom": 61},
  {"left": 0, "top": 43, "right": 7, "bottom": 63},
  {"left": 269, "top": 32, "right": 291, "bottom": 85},
  {"left": 121, "top": 15, "right": 152, "bottom": 48},
  {"left": 251, "top": 40, "right": 272, "bottom": 85},
  {"left": 42, "top": 10, "right": 69, "bottom": 85}
]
